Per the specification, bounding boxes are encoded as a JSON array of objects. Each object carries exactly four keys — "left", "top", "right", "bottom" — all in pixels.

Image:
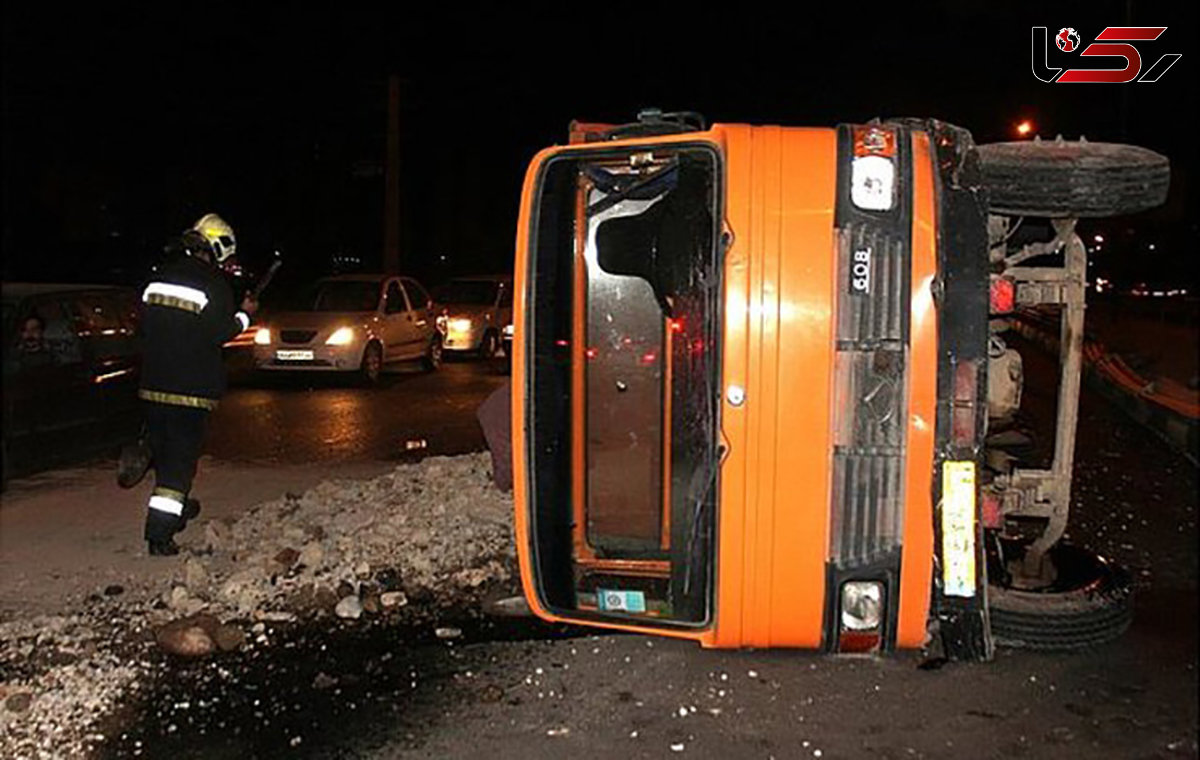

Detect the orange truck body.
[{"left": 511, "top": 119, "right": 992, "bottom": 657}]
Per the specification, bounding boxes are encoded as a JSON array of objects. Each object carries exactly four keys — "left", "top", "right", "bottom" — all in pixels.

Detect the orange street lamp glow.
[{"left": 1016, "top": 121, "right": 1034, "bottom": 136}]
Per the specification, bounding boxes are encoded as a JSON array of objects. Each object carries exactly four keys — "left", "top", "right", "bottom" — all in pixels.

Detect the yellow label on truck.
[{"left": 941, "top": 461, "right": 977, "bottom": 598}]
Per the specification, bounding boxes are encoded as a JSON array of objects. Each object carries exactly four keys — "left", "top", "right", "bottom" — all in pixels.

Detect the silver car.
[
  {"left": 433, "top": 276, "right": 513, "bottom": 357},
  {"left": 251, "top": 275, "right": 442, "bottom": 383}
]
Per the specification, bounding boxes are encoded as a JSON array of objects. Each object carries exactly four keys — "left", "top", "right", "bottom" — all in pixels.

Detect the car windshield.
[
  {"left": 311, "top": 281, "right": 380, "bottom": 312},
  {"left": 434, "top": 280, "right": 497, "bottom": 306}
]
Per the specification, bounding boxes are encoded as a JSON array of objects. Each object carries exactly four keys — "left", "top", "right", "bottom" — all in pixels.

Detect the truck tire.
[
  {"left": 988, "top": 542, "right": 1134, "bottom": 650},
  {"left": 977, "top": 139, "right": 1169, "bottom": 218}
]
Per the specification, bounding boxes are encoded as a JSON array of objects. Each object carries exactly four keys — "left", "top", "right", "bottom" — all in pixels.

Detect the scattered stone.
[
  {"left": 103, "top": 584, "right": 124, "bottom": 596},
  {"left": 479, "top": 684, "right": 504, "bottom": 703},
  {"left": 274, "top": 547, "right": 301, "bottom": 570},
  {"left": 156, "top": 618, "right": 217, "bottom": 658},
  {"left": 354, "top": 561, "right": 371, "bottom": 578},
  {"left": 380, "top": 591, "right": 408, "bottom": 609},
  {"left": 362, "top": 595, "right": 381, "bottom": 614},
  {"left": 435, "top": 626, "right": 463, "bottom": 640},
  {"left": 483, "top": 594, "right": 531, "bottom": 617},
  {"left": 184, "top": 558, "right": 208, "bottom": 590},
  {"left": 213, "top": 624, "right": 247, "bottom": 652},
  {"left": 5, "top": 691, "right": 33, "bottom": 713},
  {"left": 335, "top": 596, "right": 363, "bottom": 620},
  {"left": 166, "top": 586, "right": 190, "bottom": 611},
  {"left": 299, "top": 541, "right": 324, "bottom": 569}
]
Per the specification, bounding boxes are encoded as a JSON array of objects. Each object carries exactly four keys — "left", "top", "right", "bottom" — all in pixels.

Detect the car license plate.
[
  {"left": 941, "top": 460, "right": 977, "bottom": 598},
  {"left": 276, "top": 350, "right": 314, "bottom": 361}
]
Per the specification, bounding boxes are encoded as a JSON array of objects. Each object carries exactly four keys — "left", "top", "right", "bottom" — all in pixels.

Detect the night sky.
[{"left": 3, "top": 4, "right": 1197, "bottom": 292}]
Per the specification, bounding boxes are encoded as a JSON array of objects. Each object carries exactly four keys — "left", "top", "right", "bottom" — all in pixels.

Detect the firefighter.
[{"left": 139, "top": 213, "right": 257, "bottom": 555}]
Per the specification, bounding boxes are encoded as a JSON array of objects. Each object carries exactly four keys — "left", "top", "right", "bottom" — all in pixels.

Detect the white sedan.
[{"left": 251, "top": 275, "right": 442, "bottom": 384}]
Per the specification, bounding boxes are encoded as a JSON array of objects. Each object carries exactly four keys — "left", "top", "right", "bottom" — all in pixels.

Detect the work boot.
[
  {"left": 148, "top": 537, "right": 180, "bottom": 556},
  {"left": 144, "top": 509, "right": 182, "bottom": 557},
  {"left": 117, "top": 437, "right": 153, "bottom": 489}
]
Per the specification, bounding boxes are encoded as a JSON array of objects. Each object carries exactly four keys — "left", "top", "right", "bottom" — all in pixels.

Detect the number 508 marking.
[{"left": 851, "top": 248, "right": 871, "bottom": 294}]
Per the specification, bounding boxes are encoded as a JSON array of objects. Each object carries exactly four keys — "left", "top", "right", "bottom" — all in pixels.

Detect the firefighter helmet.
[{"left": 192, "top": 213, "right": 237, "bottom": 262}]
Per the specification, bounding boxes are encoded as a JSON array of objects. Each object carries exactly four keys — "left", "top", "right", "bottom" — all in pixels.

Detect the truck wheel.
[
  {"left": 359, "top": 342, "right": 383, "bottom": 386},
  {"left": 988, "top": 541, "right": 1134, "bottom": 650},
  {"left": 977, "top": 139, "right": 1169, "bottom": 218}
]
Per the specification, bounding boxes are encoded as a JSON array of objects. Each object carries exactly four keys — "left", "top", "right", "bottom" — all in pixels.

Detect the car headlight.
[
  {"left": 840, "top": 581, "right": 883, "bottom": 631},
  {"left": 254, "top": 328, "right": 272, "bottom": 345},
  {"left": 503, "top": 323, "right": 514, "bottom": 337},
  {"left": 325, "top": 326, "right": 356, "bottom": 346},
  {"left": 448, "top": 318, "right": 473, "bottom": 333}
]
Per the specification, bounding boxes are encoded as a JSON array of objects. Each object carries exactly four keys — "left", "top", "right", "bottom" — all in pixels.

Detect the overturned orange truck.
[{"left": 508, "top": 111, "right": 1169, "bottom": 660}]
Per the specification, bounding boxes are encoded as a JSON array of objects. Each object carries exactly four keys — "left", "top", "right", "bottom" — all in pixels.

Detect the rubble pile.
[
  {"left": 0, "top": 453, "right": 518, "bottom": 757},
  {"left": 184, "top": 453, "right": 516, "bottom": 622}
]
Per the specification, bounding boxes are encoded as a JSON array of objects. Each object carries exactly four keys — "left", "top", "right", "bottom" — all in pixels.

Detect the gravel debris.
[{"left": 0, "top": 453, "right": 515, "bottom": 758}]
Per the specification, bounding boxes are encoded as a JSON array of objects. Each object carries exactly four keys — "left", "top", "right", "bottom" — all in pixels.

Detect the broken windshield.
[{"left": 526, "top": 145, "right": 722, "bottom": 626}]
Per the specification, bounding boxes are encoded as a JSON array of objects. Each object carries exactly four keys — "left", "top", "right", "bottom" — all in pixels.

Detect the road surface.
[
  {"left": 85, "top": 337, "right": 1196, "bottom": 759},
  {"left": 210, "top": 356, "right": 508, "bottom": 464}
]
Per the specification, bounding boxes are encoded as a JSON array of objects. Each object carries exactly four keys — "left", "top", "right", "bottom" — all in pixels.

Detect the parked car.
[
  {"left": 433, "top": 275, "right": 513, "bottom": 357},
  {"left": 2, "top": 283, "right": 142, "bottom": 484},
  {"left": 250, "top": 274, "right": 442, "bottom": 384}
]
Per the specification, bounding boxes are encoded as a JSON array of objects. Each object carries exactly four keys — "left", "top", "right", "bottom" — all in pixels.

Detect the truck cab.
[{"left": 509, "top": 111, "right": 1168, "bottom": 659}]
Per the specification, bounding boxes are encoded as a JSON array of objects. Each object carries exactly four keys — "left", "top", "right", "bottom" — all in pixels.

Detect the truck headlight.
[
  {"left": 448, "top": 318, "right": 473, "bottom": 333},
  {"left": 325, "top": 326, "right": 356, "bottom": 346},
  {"left": 254, "top": 328, "right": 272, "bottom": 345},
  {"left": 840, "top": 581, "right": 883, "bottom": 631}
]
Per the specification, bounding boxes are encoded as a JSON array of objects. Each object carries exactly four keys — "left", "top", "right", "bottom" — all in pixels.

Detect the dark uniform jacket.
[{"left": 139, "top": 250, "right": 247, "bottom": 409}]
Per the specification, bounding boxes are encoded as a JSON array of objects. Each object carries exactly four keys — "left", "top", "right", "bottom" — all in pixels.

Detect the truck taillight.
[{"left": 989, "top": 276, "right": 1016, "bottom": 314}]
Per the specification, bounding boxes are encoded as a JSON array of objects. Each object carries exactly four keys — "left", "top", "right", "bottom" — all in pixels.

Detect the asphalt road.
[
  {"left": 96, "top": 336, "right": 1197, "bottom": 759},
  {"left": 209, "top": 354, "right": 509, "bottom": 465}
]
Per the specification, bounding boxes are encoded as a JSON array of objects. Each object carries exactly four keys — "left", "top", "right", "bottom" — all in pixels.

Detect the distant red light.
[
  {"left": 640, "top": 351, "right": 657, "bottom": 365},
  {"left": 555, "top": 339, "right": 569, "bottom": 347},
  {"left": 585, "top": 347, "right": 598, "bottom": 360},
  {"left": 668, "top": 318, "right": 684, "bottom": 333}
]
